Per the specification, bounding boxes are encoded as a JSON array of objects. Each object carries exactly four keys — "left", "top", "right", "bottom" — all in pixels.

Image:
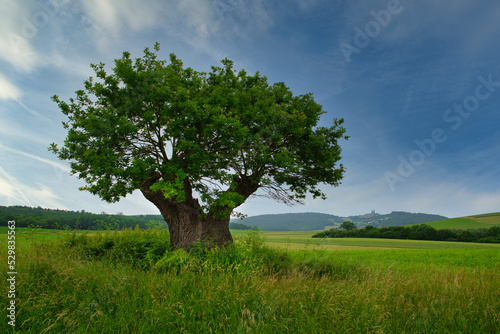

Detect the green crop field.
[
  {"left": 1, "top": 227, "right": 499, "bottom": 333},
  {"left": 424, "top": 212, "right": 500, "bottom": 230},
  {"left": 470, "top": 212, "right": 500, "bottom": 225},
  {"left": 472, "top": 212, "right": 500, "bottom": 218},
  {"left": 258, "top": 230, "right": 500, "bottom": 250}
]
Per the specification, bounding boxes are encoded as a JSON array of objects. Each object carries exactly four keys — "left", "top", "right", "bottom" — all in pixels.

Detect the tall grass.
[{"left": 1, "top": 228, "right": 499, "bottom": 333}]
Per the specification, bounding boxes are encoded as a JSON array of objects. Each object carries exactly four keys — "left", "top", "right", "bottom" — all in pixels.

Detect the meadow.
[
  {"left": 418, "top": 212, "right": 499, "bottom": 229},
  {"left": 1, "top": 226, "right": 499, "bottom": 333}
]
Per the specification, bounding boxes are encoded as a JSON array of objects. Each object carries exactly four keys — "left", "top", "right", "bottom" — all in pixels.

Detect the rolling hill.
[
  {"left": 424, "top": 212, "right": 500, "bottom": 230},
  {"left": 233, "top": 213, "right": 345, "bottom": 231},
  {"left": 234, "top": 211, "right": 448, "bottom": 231}
]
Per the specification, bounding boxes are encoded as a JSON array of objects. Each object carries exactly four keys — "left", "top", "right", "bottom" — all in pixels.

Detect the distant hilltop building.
[{"left": 359, "top": 210, "right": 376, "bottom": 218}]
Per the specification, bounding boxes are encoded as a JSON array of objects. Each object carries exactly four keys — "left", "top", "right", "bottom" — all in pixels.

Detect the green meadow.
[
  {"left": 424, "top": 212, "right": 500, "bottom": 230},
  {"left": 258, "top": 230, "right": 500, "bottom": 250},
  {"left": 1, "top": 226, "right": 499, "bottom": 333}
]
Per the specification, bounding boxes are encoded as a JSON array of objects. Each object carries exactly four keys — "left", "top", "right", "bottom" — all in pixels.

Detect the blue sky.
[{"left": 1, "top": 0, "right": 499, "bottom": 218}]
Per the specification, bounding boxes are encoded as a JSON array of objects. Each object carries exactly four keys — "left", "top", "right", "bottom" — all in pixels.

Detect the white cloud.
[
  {"left": 79, "top": 0, "right": 169, "bottom": 51},
  {"left": 177, "top": 0, "right": 214, "bottom": 36},
  {"left": 77, "top": 0, "right": 275, "bottom": 59},
  {"left": 0, "top": 144, "right": 70, "bottom": 209},
  {"left": 0, "top": 167, "right": 27, "bottom": 205},
  {"left": 0, "top": 0, "right": 41, "bottom": 72},
  {"left": 0, "top": 166, "right": 66, "bottom": 209},
  {"left": 238, "top": 172, "right": 500, "bottom": 219},
  {"left": 81, "top": 0, "right": 166, "bottom": 32},
  {"left": 0, "top": 143, "right": 70, "bottom": 173},
  {"left": 0, "top": 73, "right": 21, "bottom": 100},
  {"left": 0, "top": 116, "right": 50, "bottom": 144},
  {"left": 400, "top": 182, "right": 500, "bottom": 217},
  {"left": 13, "top": 98, "right": 53, "bottom": 121}
]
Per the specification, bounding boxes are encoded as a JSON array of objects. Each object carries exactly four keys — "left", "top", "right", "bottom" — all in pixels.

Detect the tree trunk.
[
  {"left": 156, "top": 201, "right": 233, "bottom": 250},
  {"left": 139, "top": 173, "right": 233, "bottom": 250}
]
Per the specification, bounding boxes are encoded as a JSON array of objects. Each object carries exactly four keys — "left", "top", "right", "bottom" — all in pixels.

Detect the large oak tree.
[{"left": 50, "top": 44, "right": 348, "bottom": 249}]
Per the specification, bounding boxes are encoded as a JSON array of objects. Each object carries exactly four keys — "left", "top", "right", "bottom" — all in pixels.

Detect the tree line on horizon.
[
  {"left": 312, "top": 224, "right": 500, "bottom": 244},
  {"left": 0, "top": 205, "right": 256, "bottom": 231},
  {"left": 235, "top": 211, "right": 448, "bottom": 231},
  {"left": 0, "top": 205, "right": 166, "bottom": 230}
]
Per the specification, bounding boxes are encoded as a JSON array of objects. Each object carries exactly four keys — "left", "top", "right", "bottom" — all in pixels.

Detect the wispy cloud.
[
  {"left": 0, "top": 115, "right": 52, "bottom": 145},
  {"left": 0, "top": 73, "right": 21, "bottom": 100},
  {"left": 1, "top": 0, "right": 498, "bottom": 218},
  {"left": 0, "top": 166, "right": 66, "bottom": 209},
  {"left": 77, "top": 0, "right": 275, "bottom": 61},
  {"left": 14, "top": 98, "right": 52, "bottom": 121},
  {"left": 400, "top": 182, "right": 500, "bottom": 217},
  {"left": 0, "top": 166, "right": 32, "bottom": 206},
  {"left": 0, "top": 143, "right": 70, "bottom": 173},
  {"left": 0, "top": 0, "right": 41, "bottom": 72},
  {"left": 79, "top": 0, "right": 175, "bottom": 51}
]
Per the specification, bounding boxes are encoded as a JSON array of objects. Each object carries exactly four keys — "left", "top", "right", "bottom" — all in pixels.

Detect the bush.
[
  {"left": 381, "top": 230, "right": 396, "bottom": 239},
  {"left": 458, "top": 230, "right": 478, "bottom": 243},
  {"left": 366, "top": 229, "right": 381, "bottom": 238},
  {"left": 154, "top": 249, "right": 196, "bottom": 274},
  {"left": 487, "top": 226, "right": 500, "bottom": 238},
  {"left": 312, "top": 231, "right": 327, "bottom": 238},
  {"left": 65, "top": 227, "right": 171, "bottom": 269},
  {"left": 65, "top": 229, "right": 293, "bottom": 275},
  {"left": 436, "top": 229, "right": 457, "bottom": 241},
  {"left": 477, "top": 237, "right": 499, "bottom": 243}
]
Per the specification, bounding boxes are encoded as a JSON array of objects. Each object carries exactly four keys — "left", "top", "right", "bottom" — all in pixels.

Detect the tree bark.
[{"left": 139, "top": 172, "right": 233, "bottom": 250}]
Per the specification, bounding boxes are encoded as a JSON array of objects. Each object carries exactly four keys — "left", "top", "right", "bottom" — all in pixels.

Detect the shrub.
[
  {"left": 477, "top": 237, "right": 499, "bottom": 243},
  {"left": 366, "top": 229, "right": 381, "bottom": 238},
  {"left": 312, "top": 231, "right": 327, "bottom": 238},
  {"left": 65, "top": 227, "right": 171, "bottom": 269},
  {"left": 436, "top": 229, "right": 457, "bottom": 241},
  {"left": 65, "top": 228, "right": 293, "bottom": 275},
  {"left": 487, "top": 226, "right": 500, "bottom": 238},
  {"left": 458, "top": 230, "right": 478, "bottom": 243},
  {"left": 154, "top": 249, "right": 196, "bottom": 274}
]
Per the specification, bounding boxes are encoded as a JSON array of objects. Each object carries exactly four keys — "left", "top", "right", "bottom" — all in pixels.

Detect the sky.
[{"left": 1, "top": 0, "right": 499, "bottom": 219}]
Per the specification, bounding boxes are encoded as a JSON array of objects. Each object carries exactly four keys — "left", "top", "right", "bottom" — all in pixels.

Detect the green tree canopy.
[
  {"left": 339, "top": 221, "right": 357, "bottom": 231},
  {"left": 50, "top": 43, "right": 348, "bottom": 249}
]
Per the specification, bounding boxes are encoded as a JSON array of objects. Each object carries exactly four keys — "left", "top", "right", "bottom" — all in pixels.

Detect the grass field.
[
  {"left": 258, "top": 230, "right": 500, "bottom": 250},
  {"left": 471, "top": 212, "right": 500, "bottom": 219},
  {"left": 469, "top": 212, "right": 500, "bottom": 225},
  {"left": 1, "top": 227, "right": 499, "bottom": 333},
  {"left": 425, "top": 212, "right": 500, "bottom": 230}
]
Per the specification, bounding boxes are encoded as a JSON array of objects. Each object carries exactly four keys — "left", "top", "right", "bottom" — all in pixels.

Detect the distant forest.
[
  {"left": 0, "top": 206, "right": 256, "bottom": 230},
  {"left": 0, "top": 205, "right": 167, "bottom": 230},
  {"left": 313, "top": 224, "right": 500, "bottom": 244},
  {"left": 344, "top": 211, "right": 448, "bottom": 228},
  {"left": 235, "top": 211, "right": 448, "bottom": 231}
]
